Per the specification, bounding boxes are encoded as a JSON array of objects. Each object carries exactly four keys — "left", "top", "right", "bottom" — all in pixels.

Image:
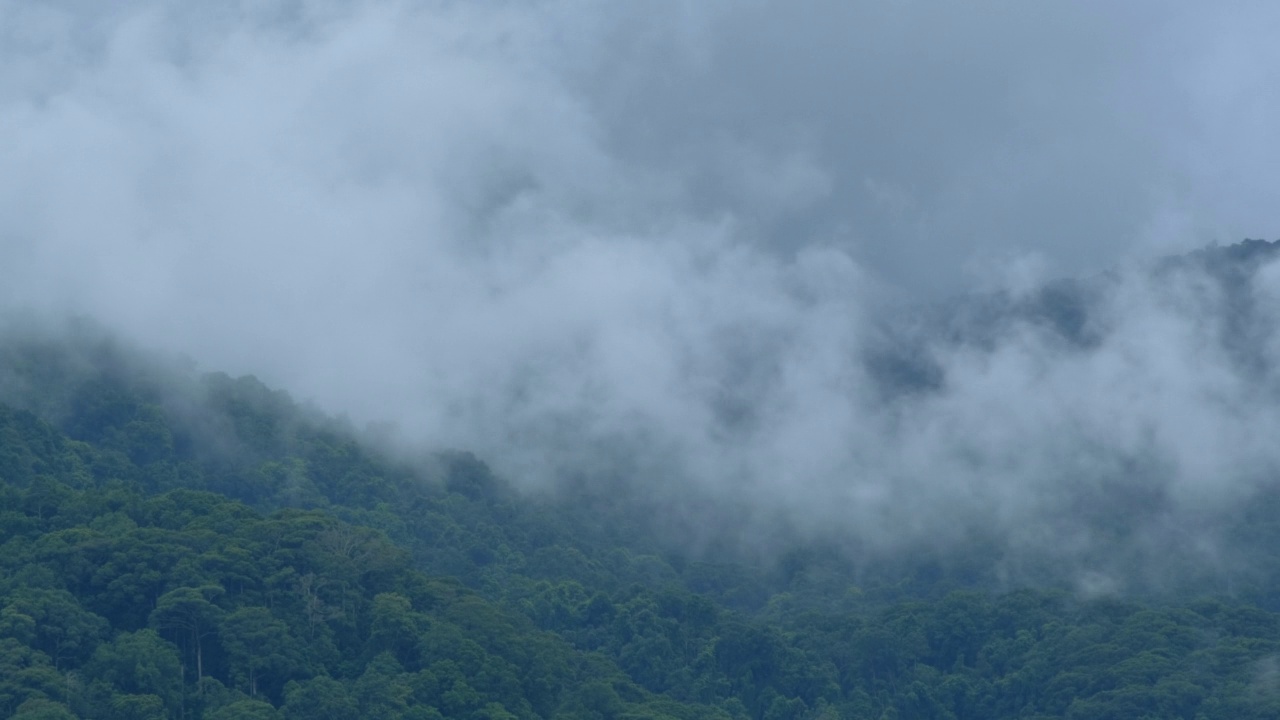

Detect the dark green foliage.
[
  {"left": 6, "top": 326, "right": 1280, "bottom": 719},
  {"left": 0, "top": 369, "right": 726, "bottom": 719}
]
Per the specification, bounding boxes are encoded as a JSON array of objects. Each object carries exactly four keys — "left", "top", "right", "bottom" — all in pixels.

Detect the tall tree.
[{"left": 150, "top": 585, "right": 225, "bottom": 688}]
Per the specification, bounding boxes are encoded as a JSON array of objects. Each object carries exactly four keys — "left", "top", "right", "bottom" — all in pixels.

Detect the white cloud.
[{"left": 3, "top": 0, "right": 1280, "bottom": 581}]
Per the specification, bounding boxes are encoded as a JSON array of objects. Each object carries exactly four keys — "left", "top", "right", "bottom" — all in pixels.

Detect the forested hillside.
[
  {"left": 6, "top": 244, "right": 1280, "bottom": 719},
  {"left": 8, "top": 0, "right": 1280, "bottom": 716}
]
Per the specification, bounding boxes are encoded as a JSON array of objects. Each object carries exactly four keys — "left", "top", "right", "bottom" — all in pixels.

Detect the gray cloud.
[{"left": 3, "top": 0, "right": 1280, "bottom": 586}]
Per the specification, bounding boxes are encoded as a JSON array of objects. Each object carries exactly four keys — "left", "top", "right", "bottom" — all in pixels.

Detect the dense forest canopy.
[{"left": 3, "top": 241, "right": 1280, "bottom": 719}]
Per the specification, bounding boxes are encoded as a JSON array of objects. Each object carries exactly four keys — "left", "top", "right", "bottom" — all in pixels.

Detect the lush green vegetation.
[{"left": 4, "top": 324, "right": 1280, "bottom": 719}]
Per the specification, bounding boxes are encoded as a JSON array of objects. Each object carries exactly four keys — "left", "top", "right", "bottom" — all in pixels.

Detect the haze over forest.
[{"left": 4, "top": 0, "right": 1280, "bottom": 588}]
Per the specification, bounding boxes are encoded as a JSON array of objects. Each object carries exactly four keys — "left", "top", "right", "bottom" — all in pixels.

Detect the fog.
[{"left": 3, "top": 0, "right": 1280, "bottom": 585}]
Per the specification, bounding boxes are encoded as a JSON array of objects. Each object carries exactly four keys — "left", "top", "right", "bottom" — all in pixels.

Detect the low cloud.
[{"left": 3, "top": 0, "right": 1280, "bottom": 586}]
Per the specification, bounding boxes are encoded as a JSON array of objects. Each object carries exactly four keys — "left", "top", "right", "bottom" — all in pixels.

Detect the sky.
[{"left": 3, "top": 0, "right": 1280, "bottom": 585}]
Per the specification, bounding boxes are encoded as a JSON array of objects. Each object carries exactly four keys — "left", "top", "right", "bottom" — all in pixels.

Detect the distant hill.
[
  {"left": 5, "top": 242, "right": 1280, "bottom": 718},
  {"left": 867, "top": 238, "right": 1280, "bottom": 397}
]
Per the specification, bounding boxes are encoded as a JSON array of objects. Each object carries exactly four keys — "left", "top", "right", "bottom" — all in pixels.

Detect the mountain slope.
[{"left": 5, "top": 240, "right": 1280, "bottom": 718}]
